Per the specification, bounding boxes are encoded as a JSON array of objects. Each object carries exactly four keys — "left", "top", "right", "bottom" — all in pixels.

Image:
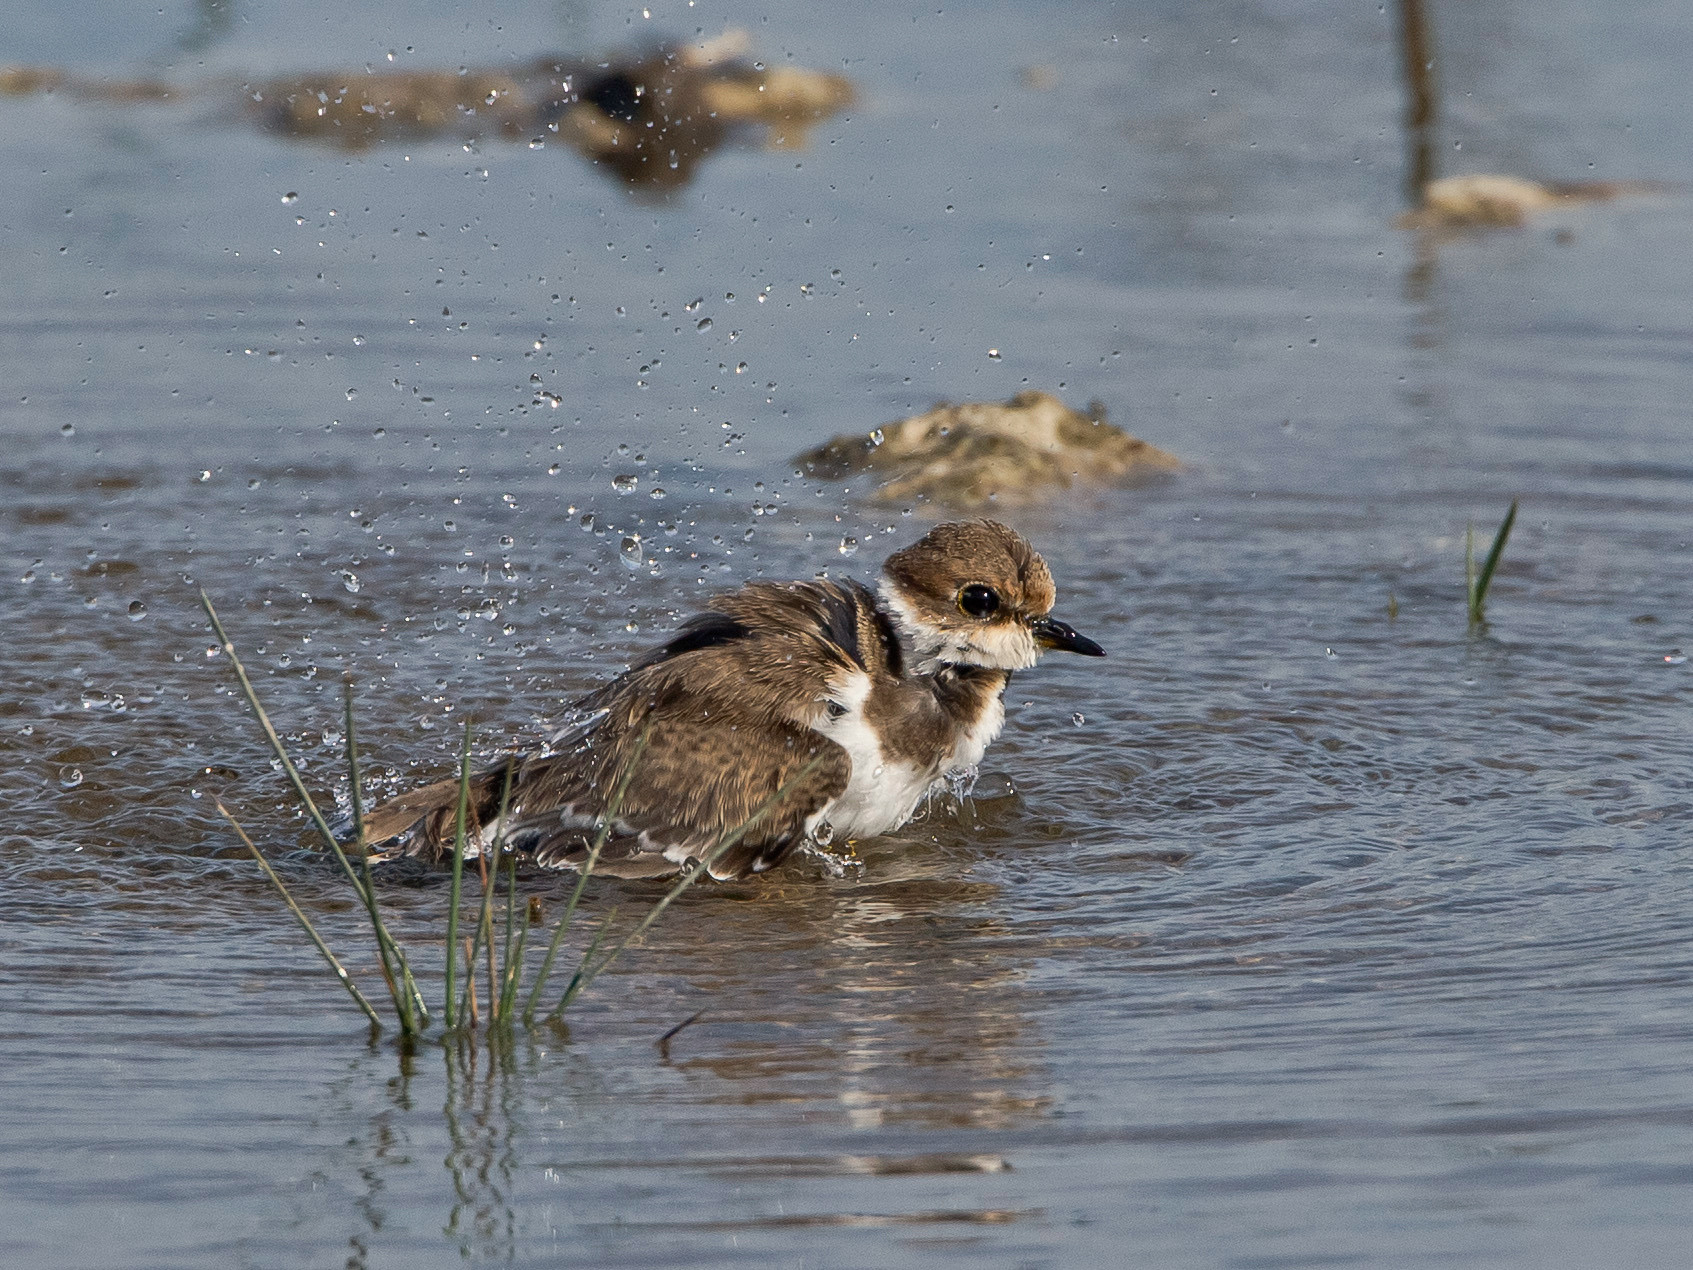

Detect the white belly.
[
  {"left": 820, "top": 753, "right": 937, "bottom": 840},
  {"left": 807, "top": 671, "right": 937, "bottom": 840},
  {"left": 805, "top": 669, "right": 1007, "bottom": 842}
]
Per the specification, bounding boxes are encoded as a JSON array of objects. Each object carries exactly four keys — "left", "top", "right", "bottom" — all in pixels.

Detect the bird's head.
[{"left": 878, "top": 519, "right": 1105, "bottom": 671}]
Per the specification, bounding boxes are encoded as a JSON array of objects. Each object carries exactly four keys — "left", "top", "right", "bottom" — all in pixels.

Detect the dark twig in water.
[{"left": 656, "top": 1009, "right": 707, "bottom": 1058}]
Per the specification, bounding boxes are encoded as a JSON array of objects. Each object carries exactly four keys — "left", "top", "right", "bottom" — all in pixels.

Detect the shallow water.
[{"left": 4, "top": 1, "right": 1693, "bottom": 1266}]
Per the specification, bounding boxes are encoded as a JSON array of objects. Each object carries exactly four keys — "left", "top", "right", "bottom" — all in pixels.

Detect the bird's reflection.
[
  {"left": 320, "top": 854, "right": 1049, "bottom": 1259},
  {"left": 635, "top": 851, "right": 1052, "bottom": 1133}
]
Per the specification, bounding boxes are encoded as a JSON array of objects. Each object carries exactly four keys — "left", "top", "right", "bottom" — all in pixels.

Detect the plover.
[{"left": 360, "top": 519, "right": 1104, "bottom": 879}]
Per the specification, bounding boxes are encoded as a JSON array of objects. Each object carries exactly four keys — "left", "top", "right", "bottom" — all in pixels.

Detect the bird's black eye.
[{"left": 957, "top": 584, "right": 1001, "bottom": 618}]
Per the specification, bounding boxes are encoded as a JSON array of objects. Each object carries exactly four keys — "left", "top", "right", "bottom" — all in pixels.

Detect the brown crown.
[{"left": 881, "top": 520, "right": 1056, "bottom": 627}]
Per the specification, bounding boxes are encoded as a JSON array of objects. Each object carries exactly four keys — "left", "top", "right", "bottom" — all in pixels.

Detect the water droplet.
[
  {"left": 612, "top": 473, "right": 639, "bottom": 495},
  {"left": 838, "top": 536, "right": 858, "bottom": 557},
  {"left": 868, "top": 428, "right": 884, "bottom": 446},
  {"left": 60, "top": 423, "right": 75, "bottom": 437},
  {"left": 987, "top": 348, "right": 1002, "bottom": 361},
  {"left": 339, "top": 569, "right": 361, "bottom": 594},
  {"left": 352, "top": 334, "right": 366, "bottom": 346},
  {"left": 443, "top": 519, "right": 457, "bottom": 532},
  {"left": 126, "top": 600, "right": 147, "bottom": 621},
  {"left": 281, "top": 191, "right": 298, "bottom": 204},
  {"left": 59, "top": 767, "right": 84, "bottom": 789},
  {"left": 684, "top": 297, "right": 702, "bottom": 312},
  {"left": 620, "top": 534, "right": 643, "bottom": 569},
  {"left": 696, "top": 317, "right": 713, "bottom": 333},
  {"left": 1665, "top": 649, "right": 1687, "bottom": 665},
  {"left": 811, "top": 819, "right": 835, "bottom": 846},
  {"left": 197, "top": 470, "right": 212, "bottom": 482},
  {"left": 1071, "top": 712, "right": 1086, "bottom": 727},
  {"left": 649, "top": 487, "right": 667, "bottom": 500}
]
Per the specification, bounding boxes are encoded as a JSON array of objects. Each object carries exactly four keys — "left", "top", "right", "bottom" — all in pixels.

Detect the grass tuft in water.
[
  {"left": 201, "top": 591, "right": 427, "bottom": 1033},
  {"left": 214, "top": 799, "right": 384, "bottom": 1029},
  {"left": 205, "top": 595, "right": 812, "bottom": 1042},
  {"left": 1466, "top": 499, "right": 1518, "bottom": 627}
]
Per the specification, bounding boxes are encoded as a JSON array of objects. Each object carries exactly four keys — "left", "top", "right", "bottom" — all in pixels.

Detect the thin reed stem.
[
  {"left": 547, "top": 907, "right": 618, "bottom": 1022},
  {"left": 482, "top": 865, "right": 499, "bottom": 1023},
  {"left": 202, "top": 592, "right": 424, "bottom": 1027},
  {"left": 444, "top": 722, "right": 472, "bottom": 1029},
  {"left": 550, "top": 752, "right": 827, "bottom": 1018},
  {"left": 458, "top": 762, "right": 517, "bottom": 1029},
  {"left": 496, "top": 851, "right": 527, "bottom": 1026},
  {"left": 462, "top": 937, "right": 479, "bottom": 1027},
  {"left": 523, "top": 728, "right": 651, "bottom": 1025},
  {"left": 1464, "top": 524, "right": 1477, "bottom": 617},
  {"left": 215, "top": 800, "right": 382, "bottom": 1028},
  {"left": 343, "top": 681, "right": 418, "bottom": 1034}
]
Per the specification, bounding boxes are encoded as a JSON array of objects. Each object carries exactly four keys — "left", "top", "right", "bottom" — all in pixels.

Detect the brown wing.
[
  {"left": 361, "top": 578, "right": 880, "bottom": 878},
  {"left": 512, "top": 702, "right": 849, "bottom": 879}
]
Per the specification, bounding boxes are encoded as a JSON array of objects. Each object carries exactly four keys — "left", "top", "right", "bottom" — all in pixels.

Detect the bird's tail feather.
[{"left": 357, "top": 761, "right": 517, "bottom": 861}]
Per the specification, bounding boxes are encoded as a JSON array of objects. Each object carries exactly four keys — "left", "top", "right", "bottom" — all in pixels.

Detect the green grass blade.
[
  {"left": 202, "top": 590, "right": 425, "bottom": 1026},
  {"left": 343, "top": 681, "right": 416, "bottom": 1034},
  {"left": 462, "top": 879, "right": 493, "bottom": 1028},
  {"left": 201, "top": 592, "right": 369, "bottom": 888},
  {"left": 216, "top": 800, "right": 382, "bottom": 1028},
  {"left": 496, "top": 850, "right": 526, "bottom": 1025},
  {"left": 495, "top": 771, "right": 523, "bottom": 1024},
  {"left": 555, "top": 752, "right": 828, "bottom": 1015},
  {"left": 522, "top": 728, "right": 651, "bottom": 1025},
  {"left": 443, "top": 721, "right": 473, "bottom": 1029},
  {"left": 461, "top": 761, "right": 518, "bottom": 1029},
  {"left": 545, "top": 906, "right": 619, "bottom": 1023},
  {"left": 1470, "top": 499, "right": 1518, "bottom": 625}
]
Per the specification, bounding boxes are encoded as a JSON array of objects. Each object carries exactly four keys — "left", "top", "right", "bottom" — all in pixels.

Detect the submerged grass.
[
  {"left": 202, "top": 590, "right": 813, "bottom": 1041},
  {"left": 1466, "top": 500, "right": 1519, "bottom": 627}
]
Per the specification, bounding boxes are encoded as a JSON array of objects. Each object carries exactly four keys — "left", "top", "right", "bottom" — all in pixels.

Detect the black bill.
[{"left": 1030, "top": 614, "right": 1106, "bottom": 657}]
